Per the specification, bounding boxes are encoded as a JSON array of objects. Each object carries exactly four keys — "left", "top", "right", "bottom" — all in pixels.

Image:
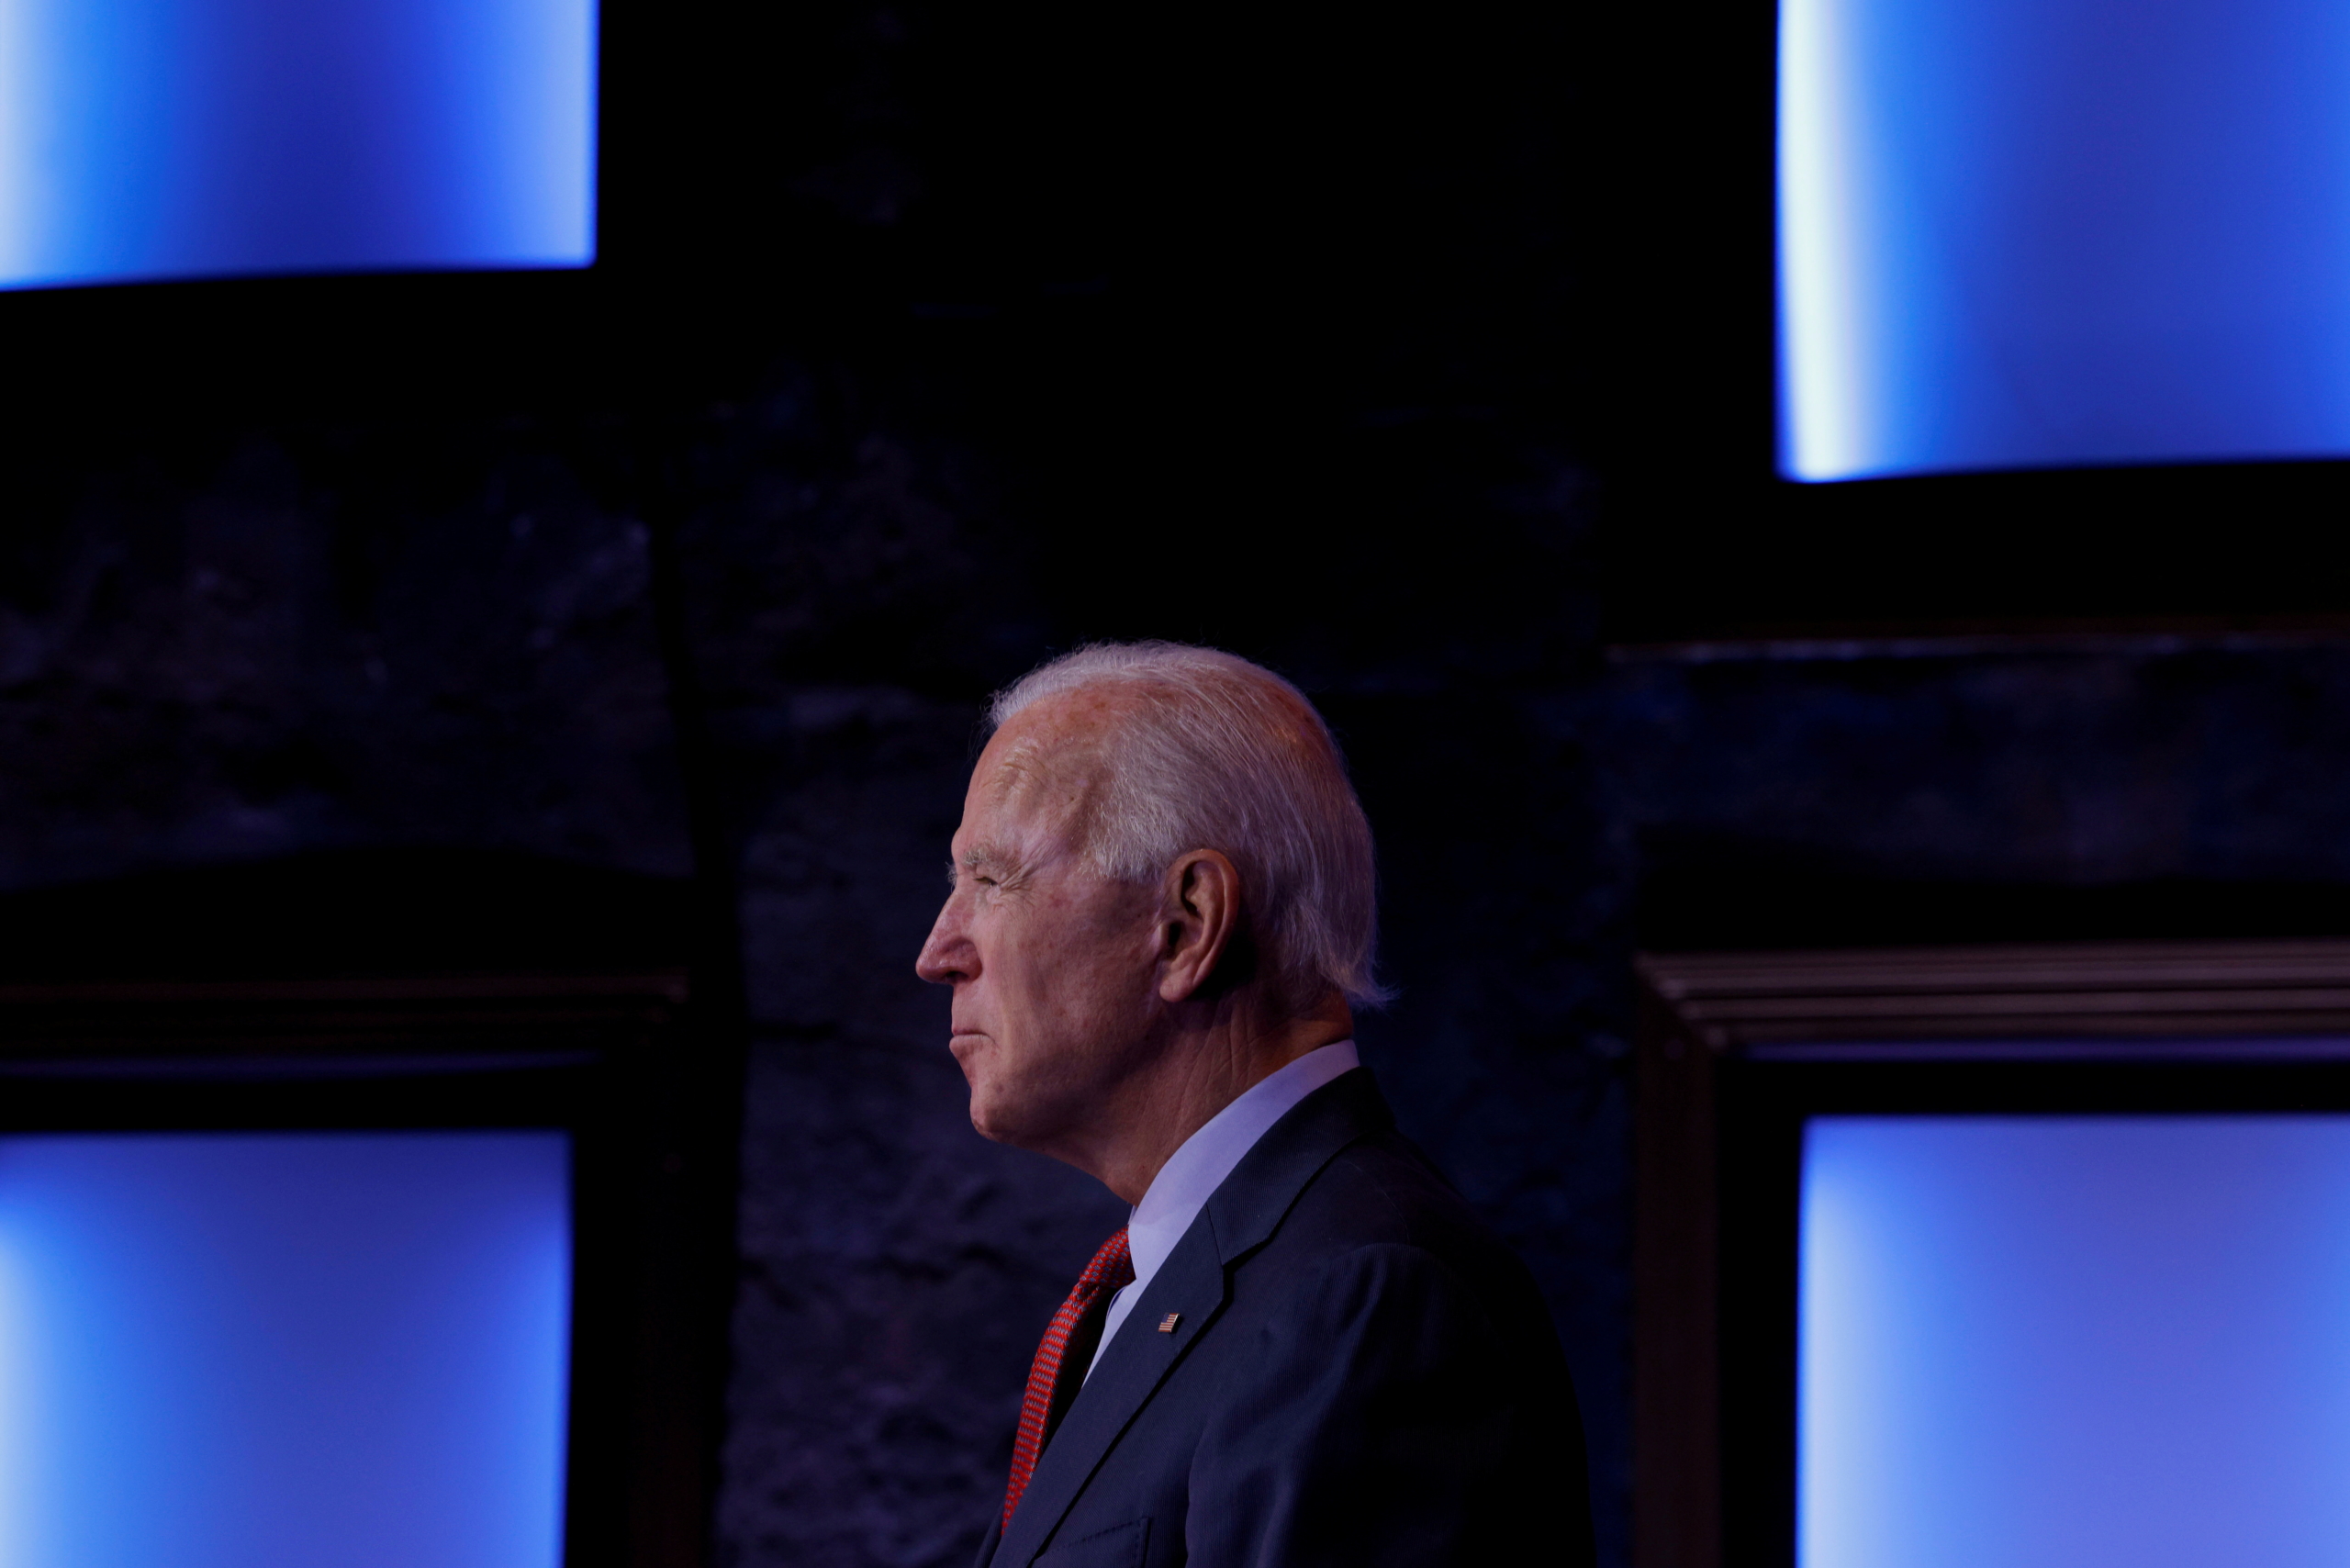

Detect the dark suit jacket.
[{"left": 977, "top": 1068, "right": 1595, "bottom": 1568}]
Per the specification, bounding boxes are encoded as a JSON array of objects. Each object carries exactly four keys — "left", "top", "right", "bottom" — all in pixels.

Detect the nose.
[{"left": 915, "top": 897, "right": 972, "bottom": 986}]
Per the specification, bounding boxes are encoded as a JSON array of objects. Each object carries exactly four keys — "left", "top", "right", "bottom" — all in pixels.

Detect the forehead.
[{"left": 958, "top": 689, "right": 1124, "bottom": 844}]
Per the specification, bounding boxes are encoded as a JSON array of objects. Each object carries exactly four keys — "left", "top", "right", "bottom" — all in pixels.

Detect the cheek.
[
  {"left": 980, "top": 886, "right": 1158, "bottom": 1037},
  {"left": 1059, "top": 925, "right": 1161, "bottom": 1025}
]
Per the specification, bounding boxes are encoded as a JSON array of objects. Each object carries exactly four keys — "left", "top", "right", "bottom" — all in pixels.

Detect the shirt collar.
[{"left": 1123, "top": 1039, "right": 1361, "bottom": 1288}]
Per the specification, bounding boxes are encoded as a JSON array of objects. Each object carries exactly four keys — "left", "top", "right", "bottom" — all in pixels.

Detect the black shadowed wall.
[{"left": 7, "top": 6, "right": 2350, "bottom": 1568}]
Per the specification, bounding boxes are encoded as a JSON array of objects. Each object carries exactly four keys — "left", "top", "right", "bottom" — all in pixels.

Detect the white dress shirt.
[{"left": 1084, "top": 1040, "right": 1361, "bottom": 1379}]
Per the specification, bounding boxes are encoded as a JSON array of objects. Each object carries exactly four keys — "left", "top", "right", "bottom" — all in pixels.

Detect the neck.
[{"left": 1082, "top": 986, "right": 1354, "bottom": 1204}]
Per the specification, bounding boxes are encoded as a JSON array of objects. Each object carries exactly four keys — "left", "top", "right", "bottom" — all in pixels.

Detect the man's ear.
[{"left": 1158, "top": 849, "right": 1242, "bottom": 1003}]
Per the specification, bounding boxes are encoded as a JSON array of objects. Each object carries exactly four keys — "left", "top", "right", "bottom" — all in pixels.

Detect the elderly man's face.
[{"left": 914, "top": 692, "right": 1165, "bottom": 1152}]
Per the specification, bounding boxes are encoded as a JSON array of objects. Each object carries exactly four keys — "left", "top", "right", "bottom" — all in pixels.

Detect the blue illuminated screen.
[
  {"left": 0, "top": 1131, "right": 572, "bottom": 1568},
  {"left": 0, "top": 0, "right": 595, "bottom": 290},
  {"left": 1801, "top": 1116, "right": 2350, "bottom": 1568},
  {"left": 1778, "top": 0, "right": 2350, "bottom": 479}
]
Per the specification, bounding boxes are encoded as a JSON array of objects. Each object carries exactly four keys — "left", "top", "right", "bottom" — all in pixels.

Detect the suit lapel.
[
  {"left": 990, "top": 1216, "right": 1229, "bottom": 1567},
  {"left": 989, "top": 1069, "right": 1395, "bottom": 1566},
  {"left": 1202, "top": 1068, "right": 1394, "bottom": 1264}
]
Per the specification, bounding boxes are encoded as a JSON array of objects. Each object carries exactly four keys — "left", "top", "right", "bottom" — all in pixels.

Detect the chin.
[
  {"left": 968, "top": 1099, "right": 1034, "bottom": 1148},
  {"left": 966, "top": 1078, "right": 1066, "bottom": 1153},
  {"left": 965, "top": 1072, "right": 1024, "bottom": 1142},
  {"left": 957, "top": 1060, "right": 1011, "bottom": 1142}
]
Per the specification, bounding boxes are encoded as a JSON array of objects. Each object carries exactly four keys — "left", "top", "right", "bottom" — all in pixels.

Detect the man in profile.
[{"left": 916, "top": 641, "right": 1594, "bottom": 1568}]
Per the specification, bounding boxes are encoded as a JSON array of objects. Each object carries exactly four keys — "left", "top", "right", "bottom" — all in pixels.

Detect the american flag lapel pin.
[{"left": 1158, "top": 1311, "right": 1181, "bottom": 1333}]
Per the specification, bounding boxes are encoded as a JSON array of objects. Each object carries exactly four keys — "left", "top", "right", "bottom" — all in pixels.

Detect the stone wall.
[{"left": 4, "top": 6, "right": 2349, "bottom": 1567}]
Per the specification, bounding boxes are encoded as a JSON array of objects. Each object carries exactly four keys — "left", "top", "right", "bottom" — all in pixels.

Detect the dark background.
[{"left": 8, "top": 3, "right": 2350, "bottom": 1564}]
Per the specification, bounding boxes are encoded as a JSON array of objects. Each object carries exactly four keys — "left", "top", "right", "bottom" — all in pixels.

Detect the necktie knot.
[
  {"left": 1073, "top": 1227, "right": 1136, "bottom": 1299},
  {"left": 1002, "top": 1227, "right": 1135, "bottom": 1529}
]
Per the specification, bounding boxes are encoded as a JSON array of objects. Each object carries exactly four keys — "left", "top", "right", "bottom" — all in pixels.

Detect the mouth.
[{"left": 946, "top": 1030, "right": 988, "bottom": 1081}]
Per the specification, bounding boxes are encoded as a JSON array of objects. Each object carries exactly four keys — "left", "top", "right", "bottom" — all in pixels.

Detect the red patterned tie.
[{"left": 1002, "top": 1226, "right": 1136, "bottom": 1529}]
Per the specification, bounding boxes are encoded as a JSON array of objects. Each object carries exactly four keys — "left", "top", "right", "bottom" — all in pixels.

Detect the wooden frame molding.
[
  {"left": 0, "top": 969, "right": 711, "bottom": 1568},
  {"left": 0, "top": 972, "right": 690, "bottom": 1075},
  {"left": 1633, "top": 937, "right": 2350, "bottom": 1568}
]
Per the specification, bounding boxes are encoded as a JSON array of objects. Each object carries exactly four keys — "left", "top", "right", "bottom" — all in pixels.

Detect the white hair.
[{"left": 988, "top": 641, "right": 1392, "bottom": 1009}]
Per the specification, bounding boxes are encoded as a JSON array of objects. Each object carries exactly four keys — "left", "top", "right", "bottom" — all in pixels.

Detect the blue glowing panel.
[
  {"left": 1778, "top": 0, "right": 2350, "bottom": 479},
  {"left": 1801, "top": 1116, "right": 2350, "bottom": 1568},
  {"left": 0, "top": 1131, "right": 571, "bottom": 1568},
  {"left": 0, "top": 0, "right": 594, "bottom": 289}
]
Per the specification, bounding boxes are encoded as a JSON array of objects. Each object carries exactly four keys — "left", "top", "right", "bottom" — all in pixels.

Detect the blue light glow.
[
  {"left": 0, "top": 0, "right": 594, "bottom": 290},
  {"left": 1801, "top": 1116, "right": 2350, "bottom": 1568},
  {"left": 0, "top": 1131, "right": 571, "bottom": 1568},
  {"left": 1778, "top": 0, "right": 2350, "bottom": 479}
]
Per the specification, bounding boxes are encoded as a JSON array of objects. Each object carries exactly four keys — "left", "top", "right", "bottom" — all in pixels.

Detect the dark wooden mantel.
[{"left": 1633, "top": 937, "right": 2350, "bottom": 1568}]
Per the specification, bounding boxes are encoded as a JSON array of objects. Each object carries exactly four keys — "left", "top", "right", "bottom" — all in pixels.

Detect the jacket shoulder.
[{"left": 1282, "top": 1127, "right": 1512, "bottom": 1263}]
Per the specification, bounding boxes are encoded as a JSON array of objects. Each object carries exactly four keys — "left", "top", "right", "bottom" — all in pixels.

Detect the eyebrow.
[{"left": 952, "top": 843, "right": 1020, "bottom": 883}]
